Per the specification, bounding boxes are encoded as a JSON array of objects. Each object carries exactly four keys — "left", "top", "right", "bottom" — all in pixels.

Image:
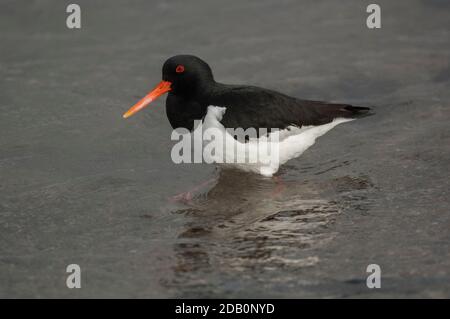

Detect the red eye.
[{"left": 176, "top": 65, "right": 185, "bottom": 73}]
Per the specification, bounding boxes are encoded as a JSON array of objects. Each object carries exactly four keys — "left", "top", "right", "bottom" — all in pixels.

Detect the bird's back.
[{"left": 208, "top": 84, "right": 370, "bottom": 131}]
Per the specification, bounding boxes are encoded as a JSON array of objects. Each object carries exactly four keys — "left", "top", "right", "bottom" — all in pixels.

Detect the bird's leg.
[
  {"left": 170, "top": 178, "right": 216, "bottom": 203},
  {"left": 271, "top": 175, "right": 285, "bottom": 197}
]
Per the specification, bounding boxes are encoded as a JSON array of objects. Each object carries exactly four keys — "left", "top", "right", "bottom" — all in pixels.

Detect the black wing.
[{"left": 209, "top": 85, "right": 370, "bottom": 131}]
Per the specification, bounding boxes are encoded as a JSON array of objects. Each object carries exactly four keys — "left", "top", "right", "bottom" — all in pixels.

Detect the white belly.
[{"left": 193, "top": 106, "right": 353, "bottom": 177}]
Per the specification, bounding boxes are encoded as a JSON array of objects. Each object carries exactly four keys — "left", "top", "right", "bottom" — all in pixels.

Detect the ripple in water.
[{"left": 164, "top": 166, "right": 374, "bottom": 295}]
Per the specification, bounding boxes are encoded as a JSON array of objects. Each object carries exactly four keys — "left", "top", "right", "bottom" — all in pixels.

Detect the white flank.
[{"left": 192, "top": 106, "right": 354, "bottom": 177}]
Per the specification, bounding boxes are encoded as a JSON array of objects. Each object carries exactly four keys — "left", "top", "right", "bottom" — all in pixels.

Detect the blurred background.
[{"left": 0, "top": 0, "right": 449, "bottom": 298}]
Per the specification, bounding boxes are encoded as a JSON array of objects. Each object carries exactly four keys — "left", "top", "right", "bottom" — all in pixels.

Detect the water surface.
[{"left": 1, "top": 0, "right": 449, "bottom": 298}]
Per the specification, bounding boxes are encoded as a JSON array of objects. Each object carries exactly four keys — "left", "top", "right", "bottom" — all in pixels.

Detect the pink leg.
[
  {"left": 170, "top": 178, "right": 216, "bottom": 203},
  {"left": 271, "top": 175, "right": 285, "bottom": 197}
]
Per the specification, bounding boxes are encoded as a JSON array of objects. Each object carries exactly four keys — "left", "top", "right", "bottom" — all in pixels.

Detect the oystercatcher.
[{"left": 123, "top": 55, "right": 370, "bottom": 177}]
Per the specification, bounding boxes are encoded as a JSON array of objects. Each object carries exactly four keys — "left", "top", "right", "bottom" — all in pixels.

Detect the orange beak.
[{"left": 123, "top": 80, "right": 172, "bottom": 119}]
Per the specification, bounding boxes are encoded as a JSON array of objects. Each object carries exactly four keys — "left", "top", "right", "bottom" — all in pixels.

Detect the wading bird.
[{"left": 123, "top": 55, "right": 370, "bottom": 198}]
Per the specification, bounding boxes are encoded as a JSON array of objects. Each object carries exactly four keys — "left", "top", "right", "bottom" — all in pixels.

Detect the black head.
[
  {"left": 123, "top": 55, "right": 215, "bottom": 118},
  {"left": 162, "top": 55, "right": 214, "bottom": 97}
]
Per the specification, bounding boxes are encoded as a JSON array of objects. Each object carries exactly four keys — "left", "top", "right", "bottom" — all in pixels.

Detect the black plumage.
[{"left": 163, "top": 55, "right": 370, "bottom": 133}]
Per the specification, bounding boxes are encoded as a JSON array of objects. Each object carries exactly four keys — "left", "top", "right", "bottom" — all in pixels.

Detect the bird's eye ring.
[{"left": 176, "top": 65, "right": 185, "bottom": 73}]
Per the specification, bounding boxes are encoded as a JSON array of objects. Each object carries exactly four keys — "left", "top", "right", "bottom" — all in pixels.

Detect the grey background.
[{"left": 1, "top": 0, "right": 449, "bottom": 298}]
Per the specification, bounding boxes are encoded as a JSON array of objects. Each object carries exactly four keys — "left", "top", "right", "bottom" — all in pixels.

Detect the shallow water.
[{"left": 1, "top": 0, "right": 449, "bottom": 298}]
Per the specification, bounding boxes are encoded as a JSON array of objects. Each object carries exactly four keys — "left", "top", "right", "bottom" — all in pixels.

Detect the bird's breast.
[{"left": 165, "top": 94, "right": 208, "bottom": 131}]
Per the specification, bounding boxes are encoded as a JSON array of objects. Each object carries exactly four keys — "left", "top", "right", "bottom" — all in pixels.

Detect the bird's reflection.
[{"left": 165, "top": 166, "right": 374, "bottom": 294}]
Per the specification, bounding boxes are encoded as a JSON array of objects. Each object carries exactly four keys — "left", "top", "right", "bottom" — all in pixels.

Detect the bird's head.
[{"left": 123, "top": 55, "right": 214, "bottom": 119}]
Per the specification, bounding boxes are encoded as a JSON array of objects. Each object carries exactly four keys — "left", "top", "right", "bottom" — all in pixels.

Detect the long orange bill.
[{"left": 123, "top": 80, "right": 172, "bottom": 119}]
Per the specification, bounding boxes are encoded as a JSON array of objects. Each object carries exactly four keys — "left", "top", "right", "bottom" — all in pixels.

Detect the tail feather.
[
  {"left": 342, "top": 105, "right": 373, "bottom": 118},
  {"left": 302, "top": 100, "right": 373, "bottom": 124}
]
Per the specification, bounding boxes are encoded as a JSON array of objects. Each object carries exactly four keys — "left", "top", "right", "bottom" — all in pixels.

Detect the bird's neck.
[{"left": 196, "top": 81, "right": 227, "bottom": 104}]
